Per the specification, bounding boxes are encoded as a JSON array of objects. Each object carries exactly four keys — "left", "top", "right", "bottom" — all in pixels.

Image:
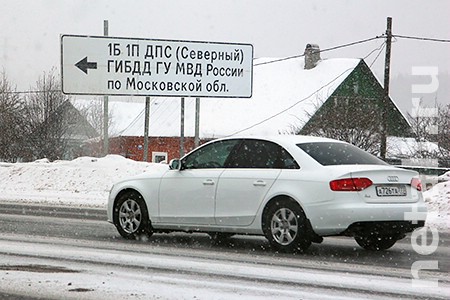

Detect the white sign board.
[{"left": 61, "top": 35, "right": 253, "bottom": 98}]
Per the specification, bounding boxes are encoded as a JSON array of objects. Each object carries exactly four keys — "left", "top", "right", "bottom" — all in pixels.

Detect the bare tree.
[
  {"left": 0, "top": 72, "right": 27, "bottom": 162},
  {"left": 407, "top": 102, "right": 449, "bottom": 160},
  {"left": 436, "top": 104, "right": 450, "bottom": 159},
  {"left": 22, "top": 68, "right": 70, "bottom": 161},
  {"left": 75, "top": 98, "right": 114, "bottom": 138},
  {"left": 294, "top": 96, "right": 383, "bottom": 154}
]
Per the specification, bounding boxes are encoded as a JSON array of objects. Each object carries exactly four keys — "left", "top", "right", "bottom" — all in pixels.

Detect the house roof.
[
  {"left": 36, "top": 100, "right": 98, "bottom": 140},
  {"left": 75, "top": 57, "right": 364, "bottom": 138}
]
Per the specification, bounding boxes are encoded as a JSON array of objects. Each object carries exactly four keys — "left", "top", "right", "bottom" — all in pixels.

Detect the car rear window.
[{"left": 297, "top": 142, "right": 387, "bottom": 166}]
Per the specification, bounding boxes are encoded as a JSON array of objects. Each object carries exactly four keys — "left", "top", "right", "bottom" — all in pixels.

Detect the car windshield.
[{"left": 297, "top": 142, "right": 387, "bottom": 166}]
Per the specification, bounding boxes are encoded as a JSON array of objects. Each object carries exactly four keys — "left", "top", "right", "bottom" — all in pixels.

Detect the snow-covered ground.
[
  {"left": 0, "top": 155, "right": 168, "bottom": 208},
  {"left": 422, "top": 172, "right": 450, "bottom": 231},
  {"left": 0, "top": 155, "right": 448, "bottom": 231}
]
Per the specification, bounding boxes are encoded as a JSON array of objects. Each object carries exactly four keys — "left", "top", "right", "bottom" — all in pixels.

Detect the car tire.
[
  {"left": 113, "top": 191, "right": 153, "bottom": 240},
  {"left": 354, "top": 235, "right": 398, "bottom": 251},
  {"left": 263, "top": 199, "right": 312, "bottom": 252}
]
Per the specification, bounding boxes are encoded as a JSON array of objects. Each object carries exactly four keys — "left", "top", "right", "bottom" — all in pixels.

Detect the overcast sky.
[{"left": 1, "top": 0, "right": 449, "bottom": 96}]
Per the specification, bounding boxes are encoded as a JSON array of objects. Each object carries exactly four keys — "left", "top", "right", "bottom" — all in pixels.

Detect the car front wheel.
[
  {"left": 354, "top": 235, "right": 398, "bottom": 251},
  {"left": 263, "top": 199, "right": 311, "bottom": 252},
  {"left": 114, "top": 191, "right": 152, "bottom": 240}
]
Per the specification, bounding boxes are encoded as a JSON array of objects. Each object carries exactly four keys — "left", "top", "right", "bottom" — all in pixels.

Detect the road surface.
[{"left": 0, "top": 203, "right": 448, "bottom": 299}]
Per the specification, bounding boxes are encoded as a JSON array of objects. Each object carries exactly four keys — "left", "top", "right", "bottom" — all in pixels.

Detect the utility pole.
[
  {"left": 143, "top": 96, "right": 150, "bottom": 161},
  {"left": 180, "top": 97, "right": 185, "bottom": 157},
  {"left": 381, "top": 17, "right": 392, "bottom": 160},
  {"left": 194, "top": 98, "right": 200, "bottom": 148},
  {"left": 103, "top": 20, "right": 109, "bottom": 156}
]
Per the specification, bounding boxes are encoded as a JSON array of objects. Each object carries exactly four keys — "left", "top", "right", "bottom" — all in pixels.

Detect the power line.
[
  {"left": 3, "top": 34, "right": 448, "bottom": 96},
  {"left": 151, "top": 99, "right": 180, "bottom": 135},
  {"left": 368, "top": 42, "right": 386, "bottom": 68},
  {"left": 363, "top": 41, "right": 385, "bottom": 60},
  {"left": 320, "top": 36, "right": 384, "bottom": 54},
  {"left": 3, "top": 37, "right": 392, "bottom": 138},
  {"left": 116, "top": 107, "right": 145, "bottom": 136},
  {"left": 227, "top": 66, "right": 356, "bottom": 137},
  {"left": 227, "top": 42, "right": 389, "bottom": 137},
  {"left": 218, "top": 33, "right": 450, "bottom": 136},
  {"left": 3, "top": 36, "right": 389, "bottom": 95},
  {"left": 253, "top": 36, "right": 383, "bottom": 67},
  {"left": 0, "top": 89, "right": 62, "bottom": 95},
  {"left": 252, "top": 33, "right": 449, "bottom": 69},
  {"left": 393, "top": 34, "right": 450, "bottom": 43}
]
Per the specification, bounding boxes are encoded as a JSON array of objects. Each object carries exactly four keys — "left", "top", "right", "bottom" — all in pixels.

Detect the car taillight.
[
  {"left": 411, "top": 178, "right": 422, "bottom": 191},
  {"left": 330, "top": 178, "right": 373, "bottom": 191}
]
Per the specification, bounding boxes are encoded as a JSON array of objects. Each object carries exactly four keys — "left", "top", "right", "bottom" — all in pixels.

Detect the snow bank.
[
  {"left": 0, "top": 155, "right": 168, "bottom": 208},
  {"left": 0, "top": 156, "right": 448, "bottom": 231},
  {"left": 423, "top": 171, "right": 450, "bottom": 231},
  {"left": 387, "top": 136, "right": 441, "bottom": 159}
]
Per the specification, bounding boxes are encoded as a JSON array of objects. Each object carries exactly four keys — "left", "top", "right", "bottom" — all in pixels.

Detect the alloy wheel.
[
  {"left": 118, "top": 199, "right": 142, "bottom": 234},
  {"left": 270, "top": 207, "right": 299, "bottom": 246}
]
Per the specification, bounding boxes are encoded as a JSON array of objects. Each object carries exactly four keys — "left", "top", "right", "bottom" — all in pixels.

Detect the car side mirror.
[{"left": 169, "top": 159, "right": 182, "bottom": 170}]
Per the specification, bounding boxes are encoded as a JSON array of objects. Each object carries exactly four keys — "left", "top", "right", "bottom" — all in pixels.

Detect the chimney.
[{"left": 304, "top": 44, "right": 321, "bottom": 69}]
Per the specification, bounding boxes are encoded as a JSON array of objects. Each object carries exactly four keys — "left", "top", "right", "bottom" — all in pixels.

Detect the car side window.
[
  {"left": 227, "top": 140, "right": 299, "bottom": 169},
  {"left": 280, "top": 148, "right": 300, "bottom": 169},
  {"left": 182, "top": 139, "right": 241, "bottom": 169}
]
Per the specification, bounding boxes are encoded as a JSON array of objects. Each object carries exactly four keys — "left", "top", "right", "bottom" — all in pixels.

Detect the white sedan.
[{"left": 107, "top": 135, "right": 427, "bottom": 252}]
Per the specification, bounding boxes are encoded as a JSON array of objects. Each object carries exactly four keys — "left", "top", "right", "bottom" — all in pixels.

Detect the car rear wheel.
[
  {"left": 263, "top": 199, "right": 311, "bottom": 252},
  {"left": 354, "top": 235, "right": 398, "bottom": 251},
  {"left": 114, "top": 191, "right": 153, "bottom": 240}
]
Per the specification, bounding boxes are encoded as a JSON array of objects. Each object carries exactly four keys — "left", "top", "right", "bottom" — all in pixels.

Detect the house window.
[
  {"left": 353, "top": 82, "right": 359, "bottom": 94},
  {"left": 152, "top": 152, "right": 168, "bottom": 163}
]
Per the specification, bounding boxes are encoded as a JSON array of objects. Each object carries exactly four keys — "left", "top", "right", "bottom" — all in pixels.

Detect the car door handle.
[
  {"left": 203, "top": 179, "right": 215, "bottom": 185},
  {"left": 253, "top": 180, "right": 267, "bottom": 187}
]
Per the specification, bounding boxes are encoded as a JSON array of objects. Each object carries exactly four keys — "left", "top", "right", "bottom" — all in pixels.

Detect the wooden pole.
[{"left": 381, "top": 17, "right": 392, "bottom": 159}]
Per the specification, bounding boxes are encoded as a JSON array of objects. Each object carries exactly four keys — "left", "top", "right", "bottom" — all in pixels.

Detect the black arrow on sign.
[{"left": 75, "top": 57, "right": 97, "bottom": 74}]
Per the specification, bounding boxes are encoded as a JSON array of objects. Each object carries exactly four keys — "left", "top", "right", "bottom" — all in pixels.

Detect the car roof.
[{"left": 215, "top": 135, "right": 347, "bottom": 147}]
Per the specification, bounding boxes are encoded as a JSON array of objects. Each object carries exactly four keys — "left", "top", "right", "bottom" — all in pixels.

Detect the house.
[
  {"left": 79, "top": 44, "right": 412, "bottom": 162},
  {"left": 31, "top": 100, "right": 98, "bottom": 160},
  {"left": 76, "top": 98, "right": 213, "bottom": 161},
  {"left": 83, "top": 135, "right": 207, "bottom": 162},
  {"left": 299, "top": 58, "right": 411, "bottom": 137}
]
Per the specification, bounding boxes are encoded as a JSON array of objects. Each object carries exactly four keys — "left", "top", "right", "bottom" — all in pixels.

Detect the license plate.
[{"left": 376, "top": 185, "right": 407, "bottom": 197}]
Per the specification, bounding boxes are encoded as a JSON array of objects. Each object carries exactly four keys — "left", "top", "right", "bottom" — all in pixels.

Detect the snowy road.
[{"left": 0, "top": 204, "right": 449, "bottom": 299}]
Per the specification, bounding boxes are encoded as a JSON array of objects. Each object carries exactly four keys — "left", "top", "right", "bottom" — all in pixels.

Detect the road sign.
[{"left": 61, "top": 35, "right": 253, "bottom": 98}]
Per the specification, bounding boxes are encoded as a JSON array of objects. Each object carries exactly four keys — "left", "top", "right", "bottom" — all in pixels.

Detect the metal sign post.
[
  {"left": 195, "top": 98, "right": 200, "bottom": 148},
  {"left": 180, "top": 97, "right": 185, "bottom": 157},
  {"left": 143, "top": 96, "right": 151, "bottom": 161},
  {"left": 103, "top": 20, "right": 109, "bottom": 156}
]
